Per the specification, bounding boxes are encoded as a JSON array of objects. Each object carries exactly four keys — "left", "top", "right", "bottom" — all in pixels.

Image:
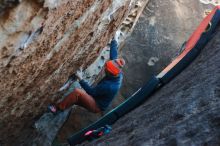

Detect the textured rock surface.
[
  {"left": 0, "top": 0, "right": 134, "bottom": 145},
  {"left": 82, "top": 25, "right": 220, "bottom": 146},
  {"left": 0, "top": 0, "right": 20, "bottom": 15},
  {"left": 121, "top": 0, "right": 213, "bottom": 97}
]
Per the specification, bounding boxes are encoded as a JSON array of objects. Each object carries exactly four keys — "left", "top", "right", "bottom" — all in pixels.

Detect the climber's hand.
[
  {"left": 113, "top": 31, "right": 120, "bottom": 43},
  {"left": 76, "top": 68, "right": 83, "bottom": 81}
]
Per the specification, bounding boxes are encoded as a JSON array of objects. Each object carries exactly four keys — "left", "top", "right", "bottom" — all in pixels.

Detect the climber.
[{"left": 48, "top": 38, "right": 125, "bottom": 114}]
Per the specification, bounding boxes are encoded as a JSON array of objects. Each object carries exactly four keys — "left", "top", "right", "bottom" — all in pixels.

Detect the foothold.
[
  {"left": 101, "top": 56, "right": 105, "bottom": 60},
  {"left": 18, "top": 47, "right": 23, "bottom": 51},
  {"left": 0, "top": 46, "right": 10, "bottom": 58},
  {"left": 89, "top": 32, "right": 94, "bottom": 37},
  {"left": 119, "top": 31, "right": 125, "bottom": 37},
  {"left": 107, "top": 13, "right": 114, "bottom": 23}
]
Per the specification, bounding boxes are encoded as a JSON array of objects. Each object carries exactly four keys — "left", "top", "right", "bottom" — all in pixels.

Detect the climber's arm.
[
  {"left": 79, "top": 80, "right": 107, "bottom": 97},
  {"left": 110, "top": 39, "right": 118, "bottom": 60},
  {"left": 75, "top": 69, "right": 96, "bottom": 96}
]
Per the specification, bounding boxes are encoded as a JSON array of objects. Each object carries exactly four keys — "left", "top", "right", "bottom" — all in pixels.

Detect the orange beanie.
[{"left": 105, "top": 58, "right": 125, "bottom": 76}]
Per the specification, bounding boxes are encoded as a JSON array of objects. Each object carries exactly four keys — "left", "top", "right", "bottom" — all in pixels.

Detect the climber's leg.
[{"left": 57, "top": 88, "right": 101, "bottom": 113}]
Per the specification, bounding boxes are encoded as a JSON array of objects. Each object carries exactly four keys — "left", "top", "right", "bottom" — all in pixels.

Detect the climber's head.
[{"left": 105, "top": 58, "right": 125, "bottom": 77}]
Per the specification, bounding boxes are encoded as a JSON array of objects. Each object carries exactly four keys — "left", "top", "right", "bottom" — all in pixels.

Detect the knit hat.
[{"left": 105, "top": 58, "right": 125, "bottom": 76}]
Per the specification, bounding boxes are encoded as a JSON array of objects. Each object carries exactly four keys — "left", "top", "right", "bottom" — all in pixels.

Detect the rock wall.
[{"left": 0, "top": 0, "right": 135, "bottom": 145}]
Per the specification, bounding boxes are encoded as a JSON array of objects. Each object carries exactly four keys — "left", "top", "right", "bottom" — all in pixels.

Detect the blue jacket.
[{"left": 79, "top": 39, "right": 123, "bottom": 111}]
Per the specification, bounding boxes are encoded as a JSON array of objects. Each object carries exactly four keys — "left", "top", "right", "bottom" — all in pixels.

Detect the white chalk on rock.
[
  {"left": 148, "top": 57, "right": 159, "bottom": 66},
  {"left": 44, "top": 0, "right": 59, "bottom": 9},
  {"left": 199, "top": 0, "right": 220, "bottom": 5}
]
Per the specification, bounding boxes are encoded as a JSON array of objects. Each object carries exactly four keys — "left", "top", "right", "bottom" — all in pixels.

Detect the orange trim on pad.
[{"left": 157, "top": 6, "right": 220, "bottom": 78}]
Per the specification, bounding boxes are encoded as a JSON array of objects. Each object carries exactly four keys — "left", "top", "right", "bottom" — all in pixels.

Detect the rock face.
[
  {"left": 83, "top": 25, "right": 220, "bottom": 146},
  {"left": 120, "top": 0, "right": 212, "bottom": 97},
  {"left": 0, "top": 0, "right": 134, "bottom": 145}
]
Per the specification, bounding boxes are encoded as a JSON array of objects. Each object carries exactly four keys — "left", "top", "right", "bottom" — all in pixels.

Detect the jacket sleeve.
[
  {"left": 79, "top": 80, "right": 96, "bottom": 96},
  {"left": 79, "top": 80, "right": 107, "bottom": 97},
  {"left": 110, "top": 39, "right": 118, "bottom": 60}
]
